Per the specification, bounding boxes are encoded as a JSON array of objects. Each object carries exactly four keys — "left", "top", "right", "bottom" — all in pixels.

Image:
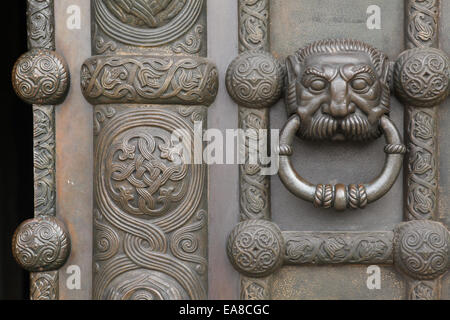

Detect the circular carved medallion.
[
  {"left": 12, "top": 49, "right": 70, "bottom": 105},
  {"left": 394, "top": 48, "right": 449, "bottom": 107},
  {"left": 227, "top": 220, "right": 283, "bottom": 277},
  {"left": 226, "top": 51, "right": 283, "bottom": 109},
  {"left": 12, "top": 216, "right": 71, "bottom": 272},
  {"left": 95, "top": 0, "right": 203, "bottom": 46},
  {"left": 97, "top": 108, "right": 205, "bottom": 234},
  {"left": 394, "top": 221, "right": 450, "bottom": 280}
]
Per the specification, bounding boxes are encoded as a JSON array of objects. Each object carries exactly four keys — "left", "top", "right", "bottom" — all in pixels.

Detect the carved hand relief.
[
  {"left": 278, "top": 39, "right": 405, "bottom": 211},
  {"left": 285, "top": 39, "right": 391, "bottom": 142}
]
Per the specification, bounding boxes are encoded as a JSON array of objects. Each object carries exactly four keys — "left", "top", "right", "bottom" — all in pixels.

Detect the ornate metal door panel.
[
  {"left": 224, "top": 0, "right": 450, "bottom": 300},
  {"left": 10, "top": 0, "right": 450, "bottom": 300}
]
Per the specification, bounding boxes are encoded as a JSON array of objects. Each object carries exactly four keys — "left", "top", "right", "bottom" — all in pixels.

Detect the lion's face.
[{"left": 286, "top": 52, "right": 389, "bottom": 141}]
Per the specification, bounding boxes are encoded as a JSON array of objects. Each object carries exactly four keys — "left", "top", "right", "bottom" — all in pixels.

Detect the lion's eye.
[
  {"left": 351, "top": 78, "right": 369, "bottom": 91},
  {"left": 309, "top": 79, "right": 327, "bottom": 91}
]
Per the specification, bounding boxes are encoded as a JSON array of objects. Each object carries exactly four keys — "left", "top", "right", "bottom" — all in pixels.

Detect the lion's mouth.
[{"left": 300, "top": 113, "right": 381, "bottom": 141}]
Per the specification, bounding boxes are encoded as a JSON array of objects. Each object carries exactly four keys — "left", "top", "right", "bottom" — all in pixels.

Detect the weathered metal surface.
[
  {"left": 54, "top": 0, "right": 94, "bottom": 300},
  {"left": 207, "top": 0, "right": 240, "bottom": 300},
  {"left": 272, "top": 265, "right": 406, "bottom": 300}
]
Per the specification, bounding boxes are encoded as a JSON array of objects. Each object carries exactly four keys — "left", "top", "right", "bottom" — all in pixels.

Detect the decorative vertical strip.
[
  {"left": 400, "top": 0, "right": 445, "bottom": 300},
  {"left": 27, "top": 0, "right": 58, "bottom": 300},
  {"left": 84, "top": 0, "right": 217, "bottom": 300},
  {"left": 404, "top": 0, "right": 440, "bottom": 222},
  {"left": 11, "top": 0, "right": 71, "bottom": 300},
  {"left": 238, "top": 0, "right": 272, "bottom": 300}
]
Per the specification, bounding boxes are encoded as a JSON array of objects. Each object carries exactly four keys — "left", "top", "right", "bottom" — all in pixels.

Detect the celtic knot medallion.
[
  {"left": 226, "top": 51, "right": 283, "bottom": 109},
  {"left": 394, "top": 221, "right": 450, "bottom": 280},
  {"left": 12, "top": 216, "right": 71, "bottom": 272},
  {"left": 227, "top": 220, "right": 283, "bottom": 277},
  {"left": 106, "top": 128, "right": 188, "bottom": 217},
  {"left": 12, "top": 49, "right": 70, "bottom": 105},
  {"left": 394, "top": 47, "right": 449, "bottom": 107}
]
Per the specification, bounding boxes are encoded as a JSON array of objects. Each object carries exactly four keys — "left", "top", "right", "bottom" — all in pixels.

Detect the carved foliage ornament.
[
  {"left": 94, "top": 0, "right": 203, "bottom": 46},
  {"left": 394, "top": 221, "right": 450, "bottom": 280},
  {"left": 226, "top": 51, "right": 283, "bottom": 109},
  {"left": 81, "top": 55, "right": 218, "bottom": 106},
  {"left": 12, "top": 49, "right": 70, "bottom": 105},
  {"left": 227, "top": 220, "right": 283, "bottom": 278},
  {"left": 12, "top": 216, "right": 71, "bottom": 272},
  {"left": 394, "top": 47, "right": 449, "bottom": 108}
]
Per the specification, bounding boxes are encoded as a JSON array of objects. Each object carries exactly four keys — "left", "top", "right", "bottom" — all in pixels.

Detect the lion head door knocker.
[{"left": 278, "top": 39, "right": 406, "bottom": 211}]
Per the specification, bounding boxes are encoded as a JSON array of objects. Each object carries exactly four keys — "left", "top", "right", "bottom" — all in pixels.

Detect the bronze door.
[{"left": 10, "top": 0, "right": 450, "bottom": 300}]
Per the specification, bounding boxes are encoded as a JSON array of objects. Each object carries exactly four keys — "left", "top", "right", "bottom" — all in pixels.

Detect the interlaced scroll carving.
[
  {"left": 405, "top": 108, "right": 438, "bottom": 220},
  {"left": 239, "top": 108, "right": 270, "bottom": 221},
  {"left": 226, "top": 51, "right": 283, "bottom": 109},
  {"left": 239, "top": 0, "right": 269, "bottom": 52},
  {"left": 394, "top": 48, "right": 449, "bottom": 108},
  {"left": 409, "top": 281, "right": 436, "bottom": 300},
  {"left": 241, "top": 277, "right": 270, "bottom": 300},
  {"left": 81, "top": 55, "right": 218, "bottom": 106},
  {"left": 26, "top": 0, "right": 55, "bottom": 50},
  {"left": 12, "top": 49, "right": 70, "bottom": 106},
  {"left": 406, "top": 0, "right": 439, "bottom": 49},
  {"left": 93, "top": 107, "right": 207, "bottom": 300},
  {"left": 30, "top": 271, "right": 58, "bottom": 300},
  {"left": 94, "top": 0, "right": 204, "bottom": 47},
  {"left": 33, "top": 106, "right": 56, "bottom": 216},
  {"left": 172, "top": 25, "right": 204, "bottom": 55},
  {"left": 284, "top": 232, "right": 393, "bottom": 265},
  {"left": 394, "top": 221, "right": 449, "bottom": 280},
  {"left": 227, "top": 220, "right": 283, "bottom": 278}
]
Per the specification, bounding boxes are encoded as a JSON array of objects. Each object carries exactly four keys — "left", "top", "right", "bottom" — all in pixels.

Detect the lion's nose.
[
  {"left": 329, "top": 102, "right": 350, "bottom": 118},
  {"left": 328, "top": 79, "right": 351, "bottom": 118}
]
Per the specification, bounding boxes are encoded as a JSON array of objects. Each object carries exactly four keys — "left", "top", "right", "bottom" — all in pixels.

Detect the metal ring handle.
[{"left": 278, "top": 115, "right": 405, "bottom": 211}]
